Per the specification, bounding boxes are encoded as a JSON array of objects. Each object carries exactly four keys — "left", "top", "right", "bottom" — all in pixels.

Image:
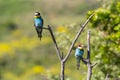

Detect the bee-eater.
[
  {"left": 75, "top": 45, "right": 84, "bottom": 70},
  {"left": 34, "top": 12, "right": 44, "bottom": 40}
]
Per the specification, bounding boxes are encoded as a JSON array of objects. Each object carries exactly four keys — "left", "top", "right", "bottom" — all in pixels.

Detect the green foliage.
[
  {"left": 0, "top": 21, "right": 17, "bottom": 40},
  {"left": 87, "top": 0, "right": 120, "bottom": 79},
  {"left": 1, "top": 21, "right": 17, "bottom": 30}
]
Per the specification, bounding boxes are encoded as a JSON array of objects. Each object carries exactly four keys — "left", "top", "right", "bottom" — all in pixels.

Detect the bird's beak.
[{"left": 34, "top": 16, "right": 38, "bottom": 18}]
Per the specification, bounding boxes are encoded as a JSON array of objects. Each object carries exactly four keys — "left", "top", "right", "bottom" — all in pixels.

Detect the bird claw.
[{"left": 76, "top": 63, "right": 80, "bottom": 70}]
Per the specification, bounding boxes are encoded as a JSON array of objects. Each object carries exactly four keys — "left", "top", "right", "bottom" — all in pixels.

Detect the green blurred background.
[{"left": 0, "top": 0, "right": 120, "bottom": 80}]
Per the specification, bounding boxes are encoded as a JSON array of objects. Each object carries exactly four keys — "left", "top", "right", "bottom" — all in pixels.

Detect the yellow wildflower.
[
  {"left": 57, "top": 26, "right": 67, "bottom": 33},
  {"left": 0, "top": 43, "right": 14, "bottom": 58},
  {"left": 32, "top": 65, "right": 45, "bottom": 74}
]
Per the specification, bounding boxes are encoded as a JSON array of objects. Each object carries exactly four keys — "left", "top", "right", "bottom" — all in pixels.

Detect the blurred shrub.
[
  {"left": 87, "top": 0, "right": 120, "bottom": 79},
  {"left": 0, "top": 21, "right": 17, "bottom": 40},
  {"left": 0, "top": 21, "right": 17, "bottom": 31},
  {"left": 6, "top": 21, "right": 17, "bottom": 30}
]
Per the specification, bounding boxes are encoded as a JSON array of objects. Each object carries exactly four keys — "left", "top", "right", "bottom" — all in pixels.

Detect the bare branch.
[
  {"left": 63, "top": 13, "right": 94, "bottom": 62},
  {"left": 87, "top": 30, "right": 90, "bottom": 60},
  {"left": 61, "top": 61, "right": 65, "bottom": 80},
  {"left": 42, "top": 27, "right": 49, "bottom": 30},
  {"left": 82, "top": 58, "right": 88, "bottom": 64},
  {"left": 48, "top": 25, "right": 62, "bottom": 61},
  {"left": 61, "top": 52, "right": 64, "bottom": 59},
  {"left": 86, "top": 30, "right": 97, "bottom": 80},
  {"left": 87, "top": 30, "right": 92, "bottom": 80},
  {"left": 87, "top": 65, "right": 92, "bottom": 80},
  {"left": 105, "top": 74, "right": 110, "bottom": 80},
  {"left": 91, "top": 62, "right": 97, "bottom": 67}
]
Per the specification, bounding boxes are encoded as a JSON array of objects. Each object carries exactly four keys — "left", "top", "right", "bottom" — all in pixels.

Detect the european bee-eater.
[
  {"left": 34, "top": 12, "right": 44, "bottom": 40},
  {"left": 75, "top": 45, "right": 84, "bottom": 70}
]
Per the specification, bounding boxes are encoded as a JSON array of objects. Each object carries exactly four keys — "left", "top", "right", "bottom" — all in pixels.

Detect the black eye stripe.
[{"left": 35, "top": 12, "right": 40, "bottom": 16}]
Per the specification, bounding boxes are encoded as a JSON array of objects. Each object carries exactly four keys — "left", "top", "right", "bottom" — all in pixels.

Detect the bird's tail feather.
[{"left": 38, "top": 33, "right": 42, "bottom": 40}]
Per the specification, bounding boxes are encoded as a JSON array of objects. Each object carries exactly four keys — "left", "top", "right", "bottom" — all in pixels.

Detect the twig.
[
  {"left": 91, "top": 62, "right": 97, "bottom": 67},
  {"left": 48, "top": 25, "right": 62, "bottom": 61},
  {"left": 42, "top": 27, "right": 49, "bottom": 30},
  {"left": 63, "top": 13, "right": 94, "bottom": 62},
  {"left": 48, "top": 25, "right": 65, "bottom": 80}
]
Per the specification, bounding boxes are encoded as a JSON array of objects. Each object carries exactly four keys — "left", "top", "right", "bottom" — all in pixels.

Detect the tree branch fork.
[{"left": 40, "top": 13, "right": 95, "bottom": 80}]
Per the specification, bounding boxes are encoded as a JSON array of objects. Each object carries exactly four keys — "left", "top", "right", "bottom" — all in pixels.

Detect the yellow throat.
[{"left": 34, "top": 15, "right": 40, "bottom": 18}]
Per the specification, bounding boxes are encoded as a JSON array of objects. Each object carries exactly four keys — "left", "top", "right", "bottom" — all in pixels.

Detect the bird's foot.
[{"left": 76, "top": 63, "right": 80, "bottom": 70}]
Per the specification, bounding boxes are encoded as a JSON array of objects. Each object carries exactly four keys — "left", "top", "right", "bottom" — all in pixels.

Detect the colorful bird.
[
  {"left": 75, "top": 44, "right": 84, "bottom": 70},
  {"left": 34, "top": 12, "right": 44, "bottom": 40}
]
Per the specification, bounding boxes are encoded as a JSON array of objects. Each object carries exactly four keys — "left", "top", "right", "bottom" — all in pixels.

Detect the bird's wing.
[
  {"left": 34, "top": 22, "right": 39, "bottom": 35},
  {"left": 42, "top": 18, "right": 44, "bottom": 27},
  {"left": 40, "top": 17, "right": 44, "bottom": 27}
]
